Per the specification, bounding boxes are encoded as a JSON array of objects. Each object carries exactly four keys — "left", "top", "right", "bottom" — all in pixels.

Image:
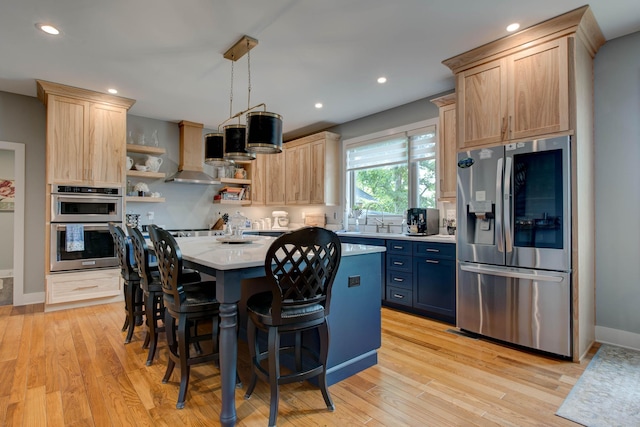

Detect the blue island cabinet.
[{"left": 239, "top": 249, "right": 384, "bottom": 387}]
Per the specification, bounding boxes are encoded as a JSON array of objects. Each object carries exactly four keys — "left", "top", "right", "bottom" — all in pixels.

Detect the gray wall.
[
  {"left": 125, "top": 115, "right": 222, "bottom": 229},
  {"left": 0, "top": 91, "right": 46, "bottom": 294},
  {"left": 594, "top": 31, "right": 640, "bottom": 335},
  {"left": 0, "top": 149, "right": 15, "bottom": 271}
]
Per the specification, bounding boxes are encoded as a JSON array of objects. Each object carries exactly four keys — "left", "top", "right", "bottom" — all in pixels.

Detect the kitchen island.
[{"left": 173, "top": 234, "right": 385, "bottom": 427}]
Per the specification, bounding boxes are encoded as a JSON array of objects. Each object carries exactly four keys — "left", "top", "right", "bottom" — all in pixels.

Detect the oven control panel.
[{"left": 53, "top": 185, "right": 122, "bottom": 196}]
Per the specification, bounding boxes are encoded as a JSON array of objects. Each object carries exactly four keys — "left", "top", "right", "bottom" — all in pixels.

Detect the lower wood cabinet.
[{"left": 46, "top": 268, "right": 122, "bottom": 305}]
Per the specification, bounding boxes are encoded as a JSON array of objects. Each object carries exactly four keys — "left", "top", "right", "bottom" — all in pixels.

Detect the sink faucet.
[
  {"left": 365, "top": 204, "right": 393, "bottom": 233},
  {"left": 374, "top": 217, "right": 390, "bottom": 233}
]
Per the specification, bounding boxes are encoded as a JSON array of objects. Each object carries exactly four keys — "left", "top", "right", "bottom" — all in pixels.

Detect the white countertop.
[
  {"left": 336, "top": 231, "right": 456, "bottom": 243},
  {"left": 175, "top": 235, "right": 386, "bottom": 271}
]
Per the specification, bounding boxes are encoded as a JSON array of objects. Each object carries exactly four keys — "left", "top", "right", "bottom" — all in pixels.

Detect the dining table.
[{"left": 171, "top": 233, "right": 386, "bottom": 426}]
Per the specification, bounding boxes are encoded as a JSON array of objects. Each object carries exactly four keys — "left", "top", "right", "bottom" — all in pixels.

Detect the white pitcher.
[
  {"left": 145, "top": 155, "right": 163, "bottom": 172},
  {"left": 126, "top": 156, "right": 134, "bottom": 170}
]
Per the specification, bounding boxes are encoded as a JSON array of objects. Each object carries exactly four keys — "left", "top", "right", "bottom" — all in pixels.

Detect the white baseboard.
[
  {"left": 14, "top": 292, "right": 45, "bottom": 306},
  {"left": 595, "top": 325, "right": 640, "bottom": 351},
  {"left": 44, "top": 294, "right": 124, "bottom": 312}
]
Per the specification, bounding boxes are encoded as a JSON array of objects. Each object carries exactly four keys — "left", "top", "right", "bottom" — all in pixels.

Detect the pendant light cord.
[{"left": 247, "top": 38, "right": 252, "bottom": 111}]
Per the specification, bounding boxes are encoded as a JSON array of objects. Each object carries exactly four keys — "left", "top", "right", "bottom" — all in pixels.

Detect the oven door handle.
[{"left": 53, "top": 223, "right": 114, "bottom": 231}]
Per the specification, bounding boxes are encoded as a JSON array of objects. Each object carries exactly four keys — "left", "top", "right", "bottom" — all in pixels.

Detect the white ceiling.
[{"left": 1, "top": 1, "right": 638, "bottom": 139}]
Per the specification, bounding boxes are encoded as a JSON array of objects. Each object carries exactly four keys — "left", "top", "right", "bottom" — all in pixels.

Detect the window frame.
[{"left": 342, "top": 118, "right": 439, "bottom": 223}]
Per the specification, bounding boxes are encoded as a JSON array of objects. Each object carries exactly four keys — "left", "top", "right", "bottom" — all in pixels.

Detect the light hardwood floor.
[{"left": 0, "top": 302, "right": 595, "bottom": 426}]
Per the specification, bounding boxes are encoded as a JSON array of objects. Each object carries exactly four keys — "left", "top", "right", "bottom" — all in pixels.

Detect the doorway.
[{"left": 0, "top": 142, "right": 25, "bottom": 306}]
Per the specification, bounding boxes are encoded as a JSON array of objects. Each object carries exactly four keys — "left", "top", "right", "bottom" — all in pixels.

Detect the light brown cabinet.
[
  {"left": 285, "top": 143, "right": 311, "bottom": 204},
  {"left": 250, "top": 153, "right": 285, "bottom": 206},
  {"left": 37, "top": 80, "right": 135, "bottom": 187},
  {"left": 286, "top": 131, "right": 340, "bottom": 206},
  {"left": 453, "top": 38, "right": 569, "bottom": 149},
  {"left": 251, "top": 131, "right": 340, "bottom": 206},
  {"left": 430, "top": 93, "right": 457, "bottom": 202},
  {"left": 265, "top": 151, "right": 286, "bottom": 206}
]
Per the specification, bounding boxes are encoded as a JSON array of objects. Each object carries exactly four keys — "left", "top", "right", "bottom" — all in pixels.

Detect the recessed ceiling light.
[
  {"left": 377, "top": 77, "right": 387, "bottom": 84},
  {"left": 315, "top": 103, "right": 323, "bottom": 109},
  {"left": 36, "top": 23, "right": 60, "bottom": 35},
  {"left": 108, "top": 88, "right": 118, "bottom": 94},
  {"left": 506, "top": 23, "right": 520, "bottom": 32}
]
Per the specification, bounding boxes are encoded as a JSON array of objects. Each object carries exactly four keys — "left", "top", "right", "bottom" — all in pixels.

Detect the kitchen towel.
[{"left": 65, "top": 224, "right": 85, "bottom": 252}]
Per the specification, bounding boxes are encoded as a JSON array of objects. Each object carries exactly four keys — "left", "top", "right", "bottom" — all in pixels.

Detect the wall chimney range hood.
[{"left": 165, "top": 120, "right": 218, "bottom": 184}]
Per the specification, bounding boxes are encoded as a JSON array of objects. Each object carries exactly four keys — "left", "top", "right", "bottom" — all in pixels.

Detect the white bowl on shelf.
[{"left": 134, "top": 164, "right": 149, "bottom": 171}]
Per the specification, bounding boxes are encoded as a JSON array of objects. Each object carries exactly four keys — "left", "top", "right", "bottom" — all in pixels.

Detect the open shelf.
[
  {"left": 126, "top": 196, "right": 165, "bottom": 203},
  {"left": 220, "top": 177, "right": 251, "bottom": 185},
  {"left": 126, "top": 170, "right": 165, "bottom": 179},
  {"left": 126, "top": 144, "right": 166, "bottom": 155},
  {"left": 213, "top": 199, "right": 252, "bottom": 205}
]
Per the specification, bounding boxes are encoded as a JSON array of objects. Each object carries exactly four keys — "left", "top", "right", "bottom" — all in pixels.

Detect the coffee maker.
[{"left": 406, "top": 208, "right": 439, "bottom": 235}]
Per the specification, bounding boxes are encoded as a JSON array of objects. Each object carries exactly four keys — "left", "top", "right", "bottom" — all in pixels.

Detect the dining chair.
[
  {"left": 109, "top": 222, "right": 145, "bottom": 344},
  {"left": 244, "top": 226, "right": 342, "bottom": 426},
  {"left": 148, "top": 225, "right": 220, "bottom": 409}
]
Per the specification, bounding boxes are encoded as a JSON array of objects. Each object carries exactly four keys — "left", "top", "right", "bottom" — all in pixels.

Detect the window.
[{"left": 344, "top": 119, "right": 438, "bottom": 220}]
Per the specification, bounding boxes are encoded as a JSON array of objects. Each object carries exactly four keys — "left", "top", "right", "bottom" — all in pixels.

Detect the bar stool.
[
  {"left": 128, "top": 225, "right": 203, "bottom": 365},
  {"left": 148, "top": 225, "right": 220, "bottom": 409},
  {"left": 109, "top": 222, "right": 145, "bottom": 344},
  {"left": 244, "top": 226, "right": 342, "bottom": 426}
]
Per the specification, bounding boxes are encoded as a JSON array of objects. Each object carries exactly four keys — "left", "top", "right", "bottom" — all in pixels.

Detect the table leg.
[{"left": 219, "top": 301, "right": 238, "bottom": 426}]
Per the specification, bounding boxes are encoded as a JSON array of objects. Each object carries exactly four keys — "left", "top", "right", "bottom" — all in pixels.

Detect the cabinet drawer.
[
  {"left": 386, "top": 286, "right": 412, "bottom": 307},
  {"left": 47, "top": 268, "right": 122, "bottom": 305},
  {"left": 386, "top": 270, "right": 412, "bottom": 290},
  {"left": 387, "top": 254, "right": 412, "bottom": 272},
  {"left": 386, "top": 240, "right": 412, "bottom": 255},
  {"left": 414, "top": 242, "right": 455, "bottom": 259}
]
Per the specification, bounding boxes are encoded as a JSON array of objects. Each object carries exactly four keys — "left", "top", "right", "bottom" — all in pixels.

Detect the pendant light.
[
  {"left": 223, "top": 124, "right": 254, "bottom": 161},
  {"left": 218, "top": 35, "right": 283, "bottom": 160},
  {"left": 204, "top": 132, "right": 232, "bottom": 166}
]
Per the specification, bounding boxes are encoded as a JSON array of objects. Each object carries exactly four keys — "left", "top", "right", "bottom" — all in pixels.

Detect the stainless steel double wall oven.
[{"left": 50, "top": 185, "right": 123, "bottom": 272}]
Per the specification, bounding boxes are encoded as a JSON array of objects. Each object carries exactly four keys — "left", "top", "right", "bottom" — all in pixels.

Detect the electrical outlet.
[
  {"left": 348, "top": 275, "right": 360, "bottom": 287},
  {"left": 147, "top": 211, "right": 154, "bottom": 220}
]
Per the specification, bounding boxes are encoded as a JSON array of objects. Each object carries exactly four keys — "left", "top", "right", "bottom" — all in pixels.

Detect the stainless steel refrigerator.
[{"left": 456, "top": 136, "right": 572, "bottom": 357}]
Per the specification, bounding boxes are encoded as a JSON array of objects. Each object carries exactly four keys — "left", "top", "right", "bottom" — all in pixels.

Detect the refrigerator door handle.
[
  {"left": 459, "top": 263, "right": 565, "bottom": 283},
  {"left": 504, "top": 156, "right": 513, "bottom": 253},
  {"left": 495, "top": 157, "right": 504, "bottom": 253}
]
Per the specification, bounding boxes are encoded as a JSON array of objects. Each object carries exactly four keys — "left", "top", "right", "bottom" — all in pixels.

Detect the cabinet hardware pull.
[
  {"left": 393, "top": 261, "right": 404, "bottom": 265},
  {"left": 426, "top": 248, "right": 440, "bottom": 252},
  {"left": 426, "top": 260, "right": 439, "bottom": 264},
  {"left": 393, "top": 246, "right": 403, "bottom": 250},
  {"left": 393, "top": 294, "right": 405, "bottom": 299},
  {"left": 393, "top": 278, "right": 404, "bottom": 282},
  {"left": 75, "top": 285, "right": 99, "bottom": 290}
]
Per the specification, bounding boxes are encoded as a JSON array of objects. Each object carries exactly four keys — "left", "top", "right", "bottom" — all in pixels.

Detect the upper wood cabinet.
[
  {"left": 430, "top": 93, "right": 457, "bottom": 203},
  {"left": 454, "top": 38, "right": 568, "bottom": 148},
  {"left": 250, "top": 154, "right": 267, "bottom": 205},
  {"left": 443, "top": 6, "right": 603, "bottom": 150},
  {"left": 250, "top": 131, "right": 341, "bottom": 206},
  {"left": 265, "top": 151, "right": 286, "bottom": 206},
  {"left": 286, "top": 131, "right": 340, "bottom": 206},
  {"left": 37, "top": 80, "right": 135, "bottom": 187},
  {"left": 285, "top": 143, "right": 311, "bottom": 205}
]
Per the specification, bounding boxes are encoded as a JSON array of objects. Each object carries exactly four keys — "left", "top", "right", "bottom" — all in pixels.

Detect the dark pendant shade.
[
  {"left": 204, "top": 132, "right": 231, "bottom": 166},
  {"left": 223, "top": 124, "right": 256, "bottom": 161},
  {"left": 246, "top": 111, "right": 283, "bottom": 154}
]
